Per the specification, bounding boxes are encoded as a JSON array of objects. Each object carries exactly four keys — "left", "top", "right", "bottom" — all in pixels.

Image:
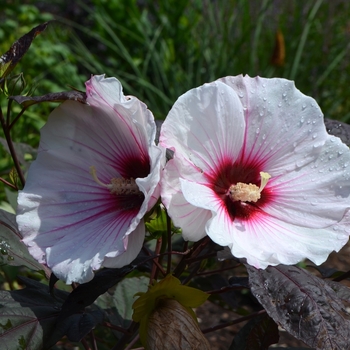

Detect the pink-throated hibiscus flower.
[
  {"left": 160, "top": 76, "right": 350, "bottom": 268},
  {"left": 16, "top": 75, "right": 164, "bottom": 284}
]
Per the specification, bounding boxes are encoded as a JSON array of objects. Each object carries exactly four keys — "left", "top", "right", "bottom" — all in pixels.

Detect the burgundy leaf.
[{"left": 247, "top": 264, "right": 350, "bottom": 350}]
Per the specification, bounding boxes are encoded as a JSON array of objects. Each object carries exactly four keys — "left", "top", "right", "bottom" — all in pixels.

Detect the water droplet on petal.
[
  {"left": 302, "top": 104, "right": 306, "bottom": 110},
  {"left": 312, "top": 133, "right": 317, "bottom": 139}
]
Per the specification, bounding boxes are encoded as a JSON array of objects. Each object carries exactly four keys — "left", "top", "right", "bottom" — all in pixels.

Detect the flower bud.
[{"left": 146, "top": 298, "right": 210, "bottom": 350}]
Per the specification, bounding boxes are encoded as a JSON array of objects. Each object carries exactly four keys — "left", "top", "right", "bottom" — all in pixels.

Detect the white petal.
[
  {"left": 17, "top": 76, "right": 163, "bottom": 283},
  {"left": 103, "top": 221, "right": 145, "bottom": 268},
  {"left": 219, "top": 76, "right": 328, "bottom": 174},
  {"left": 160, "top": 81, "right": 245, "bottom": 174},
  {"left": 207, "top": 207, "right": 350, "bottom": 269},
  {"left": 262, "top": 136, "right": 350, "bottom": 228},
  {"left": 161, "top": 158, "right": 210, "bottom": 241},
  {"left": 86, "top": 75, "right": 157, "bottom": 147}
]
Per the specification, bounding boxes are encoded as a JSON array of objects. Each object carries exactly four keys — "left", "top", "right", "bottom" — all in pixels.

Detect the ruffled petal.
[
  {"left": 86, "top": 75, "right": 157, "bottom": 148},
  {"left": 160, "top": 81, "right": 245, "bottom": 174},
  {"left": 219, "top": 76, "right": 328, "bottom": 173},
  {"left": 263, "top": 136, "right": 350, "bottom": 227},
  {"left": 230, "top": 210, "right": 350, "bottom": 268}
]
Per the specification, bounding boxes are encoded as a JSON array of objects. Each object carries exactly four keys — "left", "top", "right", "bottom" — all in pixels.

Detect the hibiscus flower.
[
  {"left": 16, "top": 75, "right": 164, "bottom": 284},
  {"left": 160, "top": 76, "right": 350, "bottom": 268}
]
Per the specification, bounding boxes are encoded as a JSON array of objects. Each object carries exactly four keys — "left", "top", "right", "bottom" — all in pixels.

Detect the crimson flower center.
[
  {"left": 90, "top": 166, "right": 143, "bottom": 196},
  {"left": 227, "top": 171, "right": 271, "bottom": 203}
]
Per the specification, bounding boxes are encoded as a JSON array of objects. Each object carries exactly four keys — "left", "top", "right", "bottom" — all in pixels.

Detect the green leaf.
[
  {"left": 0, "top": 209, "right": 45, "bottom": 273},
  {"left": 0, "top": 137, "right": 37, "bottom": 171},
  {"left": 96, "top": 276, "right": 149, "bottom": 336},
  {"left": 0, "top": 277, "right": 68, "bottom": 350}
]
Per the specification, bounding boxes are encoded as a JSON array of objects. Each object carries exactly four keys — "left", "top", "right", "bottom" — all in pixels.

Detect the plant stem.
[{"left": 0, "top": 105, "right": 26, "bottom": 187}]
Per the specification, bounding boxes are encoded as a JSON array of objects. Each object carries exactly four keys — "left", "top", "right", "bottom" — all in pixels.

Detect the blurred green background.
[{"left": 0, "top": 0, "right": 350, "bottom": 204}]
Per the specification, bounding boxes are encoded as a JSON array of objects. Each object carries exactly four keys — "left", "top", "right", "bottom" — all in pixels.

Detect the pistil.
[
  {"left": 90, "top": 166, "right": 141, "bottom": 195},
  {"left": 228, "top": 171, "right": 271, "bottom": 203}
]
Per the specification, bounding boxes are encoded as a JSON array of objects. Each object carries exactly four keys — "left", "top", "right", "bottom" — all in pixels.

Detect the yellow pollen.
[
  {"left": 228, "top": 171, "right": 271, "bottom": 203},
  {"left": 89, "top": 166, "right": 140, "bottom": 195}
]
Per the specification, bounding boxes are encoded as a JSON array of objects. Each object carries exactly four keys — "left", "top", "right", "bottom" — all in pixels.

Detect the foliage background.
[{"left": 0, "top": 0, "right": 350, "bottom": 348}]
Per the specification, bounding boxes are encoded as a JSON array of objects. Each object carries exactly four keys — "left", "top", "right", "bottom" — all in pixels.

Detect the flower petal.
[
  {"left": 161, "top": 158, "right": 210, "bottom": 241},
  {"left": 263, "top": 136, "right": 350, "bottom": 228},
  {"left": 160, "top": 80, "right": 245, "bottom": 174},
  {"left": 17, "top": 75, "right": 162, "bottom": 283},
  {"left": 219, "top": 76, "right": 328, "bottom": 173}
]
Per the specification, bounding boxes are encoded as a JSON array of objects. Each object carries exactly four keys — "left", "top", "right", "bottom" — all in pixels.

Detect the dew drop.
[
  {"left": 238, "top": 92, "right": 244, "bottom": 98},
  {"left": 302, "top": 104, "right": 306, "bottom": 110},
  {"left": 262, "top": 134, "right": 266, "bottom": 140},
  {"left": 256, "top": 128, "right": 260, "bottom": 134},
  {"left": 278, "top": 102, "right": 282, "bottom": 107},
  {"left": 312, "top": 133, "right": 317, "bottom": 139},
  {"left": 263, "top": 97, "right": 267, "bottom": 101},
  {"left": 282, "top": 92, "right": 287, "bottom": 97}
]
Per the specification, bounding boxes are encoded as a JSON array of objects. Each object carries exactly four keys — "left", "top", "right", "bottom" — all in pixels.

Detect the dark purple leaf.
[
  {"left": 325, "top": 280, "right": 350, "bottom": 303},
  {"left": 0, "top": 209, "right": 47, "bottom": 273},
  {"left": 229, "top": 313, "right": 279, "bottom": 350},
  {"left": 306, "top": 265, "right": 344, "bottom": 279},
  {"left": 0, "top": 277, "right": 67, "bottom": 350},
  {"left": 247, "top": 264, "right": 350, "bottom": 350},
  {"left": 48, "top": 251, "right": 152, "bottom": 346},
  {"left": 325, "top": 118, "right": 350, "bottom": 147},
  {"left": 10, "top": 90, "right": 87, "bottom": 107},
  {"left": 0, "top": 23, "right": 48, "bottom": 81}
]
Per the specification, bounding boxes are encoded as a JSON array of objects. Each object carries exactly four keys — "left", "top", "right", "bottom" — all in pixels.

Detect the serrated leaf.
[
  {"left": 10, "top": 90, "right": 87, "bottom": 107},
  {"left": 229, "top": 313, "right": 279, "bottom": 350},
  {"left": 0, "top": 277, "right": 67, "bottom": 350},
  {"left": 0, "top": 23, "right": 48, "bottom": 81},
  {"left": 96, "top": 276, "right": 149, "bottom": 336},
  {"left": 0, "top": 209, "right": 45, "bottom": 272},
  {"left": 247, "top": 264, "right": 350, "bottom": 350}
]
